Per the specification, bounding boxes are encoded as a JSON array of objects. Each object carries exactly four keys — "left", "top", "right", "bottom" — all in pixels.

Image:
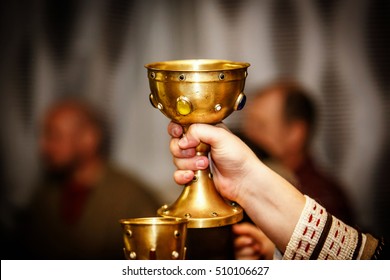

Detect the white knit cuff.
[
  {"left": 318, "top": 215, "right": 358, "bottom": 260},
  {"left": 283, "top": 195, "right": 328, "bottom": 260}
]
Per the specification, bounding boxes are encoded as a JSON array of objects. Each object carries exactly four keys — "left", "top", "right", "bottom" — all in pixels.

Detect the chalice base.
[{"left": 158, "top": 169, "right": 243, "bottom": 228}]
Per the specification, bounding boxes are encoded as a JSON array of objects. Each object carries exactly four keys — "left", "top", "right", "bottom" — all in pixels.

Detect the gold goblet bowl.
[
  {"left": 145, "top": 59, "right": 250, "bottom": 228},
  {"left": 120, "top": 217, "right": 188, "bottom": 260}
]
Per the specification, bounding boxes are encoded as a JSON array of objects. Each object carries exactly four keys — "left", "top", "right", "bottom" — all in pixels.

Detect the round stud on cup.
[
  {"left": 149, "top": 93, "right": 158, "bottom": 108},
  {"left": 176, "top": 96, "right": 192, "bottom": 116},
  {"left": 178, "top": 74, "right": 186, "bottom": 81},
  {"left": 234, "top": 92, "right": 247, "bottom": 111},
  {"left": 172, "top": 251, "right": 179, "bottom": 259},
  {"left": 125, "top": 229, "right": 133, "bottom": 237},
  {"left": 184, "top": 213, "right": 192, "bottom": 218},
  {"left": 129, "top": 251, "right": 137, "bottom": 260}
]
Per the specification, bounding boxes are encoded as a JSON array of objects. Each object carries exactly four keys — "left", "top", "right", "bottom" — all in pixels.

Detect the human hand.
[
  {"left": 233, "top": 222, "right": 275, "bottom": 260},
  {"left": 168, "top": 122, "right": 306, "bottom": 251},
  {"left": 167, "top": 122, "right": 264, "bottom": 203}
]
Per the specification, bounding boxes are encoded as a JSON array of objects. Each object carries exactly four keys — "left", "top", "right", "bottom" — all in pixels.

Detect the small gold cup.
[
  {"left": 145, "top": 59, "right": 250, "bottom": 228},
  {"left": 119, "top": 217, "right": 188, "bottom": 260}
]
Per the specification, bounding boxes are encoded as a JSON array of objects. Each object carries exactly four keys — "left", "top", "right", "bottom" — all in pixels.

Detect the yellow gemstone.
[{"left": 176, "top": 97, "right": 192, "bottom": 115}]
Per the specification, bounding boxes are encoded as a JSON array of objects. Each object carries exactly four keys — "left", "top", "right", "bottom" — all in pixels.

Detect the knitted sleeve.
[{"left": 282, "top": 195, "right": 386, "bottom": 260}]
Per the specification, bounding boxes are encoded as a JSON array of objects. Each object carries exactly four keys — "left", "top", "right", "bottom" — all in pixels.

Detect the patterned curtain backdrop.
[{"left": 0, "top": 0, "right": 389, "bottom": 239}]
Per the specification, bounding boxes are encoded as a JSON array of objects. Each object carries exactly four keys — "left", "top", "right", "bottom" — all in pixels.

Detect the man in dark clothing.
[{"left": 24, "top": 99, "right": 159, "bottom": 259}]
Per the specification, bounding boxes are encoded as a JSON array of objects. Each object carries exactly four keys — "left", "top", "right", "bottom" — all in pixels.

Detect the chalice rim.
[
  {"left": 119, "top": 217, "right": 188, "bottom": 226},
  {"left": 144, "top": 59, "right": 250, "bottom": 72}
]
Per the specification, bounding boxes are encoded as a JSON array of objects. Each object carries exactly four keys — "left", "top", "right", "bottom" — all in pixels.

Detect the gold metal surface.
[
  {"left": 146, "top": 59, "right": 249, "bottom": 125},
  {"left": 119, "top": 217, "right": 188, "bottom": 260},
  {"left": 145, "top": 59, "right": 250, "bottom": 228}
]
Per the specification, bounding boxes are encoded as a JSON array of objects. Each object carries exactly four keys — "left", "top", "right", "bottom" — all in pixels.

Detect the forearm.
[
  {"left": 236, "top": 160, "right": 306, "bottom": 252},
  {"left": 237, "top": 162, "right": 386, "bottom": 259}
]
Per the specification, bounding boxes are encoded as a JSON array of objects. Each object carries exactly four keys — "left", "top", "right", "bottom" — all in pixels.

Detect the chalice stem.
[
  {"left": 157, "top": 124, "right": 242, "bottom": 228},
  {"left": 182, "top": 124, "right": 210, "bottom": 155},
  {"left": 182, "top": 124, "right": 212, "bottom": 180}
]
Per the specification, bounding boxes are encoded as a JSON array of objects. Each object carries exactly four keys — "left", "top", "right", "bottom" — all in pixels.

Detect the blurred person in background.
[
  {"left": 233, "top": 80, "right": 355, "bottom": 260},
  {"left": 23, "top": 98, "right": 159, "bottom": 259}
]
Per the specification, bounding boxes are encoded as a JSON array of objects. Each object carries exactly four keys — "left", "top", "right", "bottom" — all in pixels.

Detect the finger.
[
  {"left": 173, "top": 156, "right": 209, "bottom": 171},
  {"left": 232, "top": 222, "right": 262, "bottom": 237},
  {"left": 236, "top": 254, "right": 260, "bottom": 260},
  {"left": 170, "top": 138, "right": 196, "bottom": 158},
  {"left": 173, "top": 170, "right": 194, "bottom": 185},
  {"left": 178, "top": 123, "right": 230, "bottom": 149},
  {"left": 235, "top": 254, "right": 260, "bottom": 261},
  {"left": 234, "top": 236, "right": 263, "bottom": 257},
  {"left": 234, "top": 236, "right": 254, "bottom": 248},
  {"left": 168, "top": 122, "right": 183, "bottom": 138},
  {"left": 235, "top": 247, "right": 260, "bottom": 260}
]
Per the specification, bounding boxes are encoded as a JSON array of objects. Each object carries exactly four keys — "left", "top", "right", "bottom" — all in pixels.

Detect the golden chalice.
[
  {"left": 145, "top": 59, "right": 250, "bottom": 228},
  {"left": 120, "top": 217, "right": 188, "bottom": 260}
]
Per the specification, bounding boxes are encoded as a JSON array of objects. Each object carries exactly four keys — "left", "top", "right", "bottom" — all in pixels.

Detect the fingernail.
[
  {"left": 196, "top": 159, "right": 206, "bottom": 168},
  {"left": 184, "top": 172, "right": 192, "bottom": 180},
  {"left": 173, "top": 127, "right": 181, "bottom": 136}
]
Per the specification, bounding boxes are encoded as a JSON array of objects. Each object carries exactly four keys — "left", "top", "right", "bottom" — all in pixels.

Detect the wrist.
[
  {"left": 235, "top": 158, "right": 306, "bottom": 250},
  {"left": 236, "top": 157, "right": 269, "bottom": 207}
]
